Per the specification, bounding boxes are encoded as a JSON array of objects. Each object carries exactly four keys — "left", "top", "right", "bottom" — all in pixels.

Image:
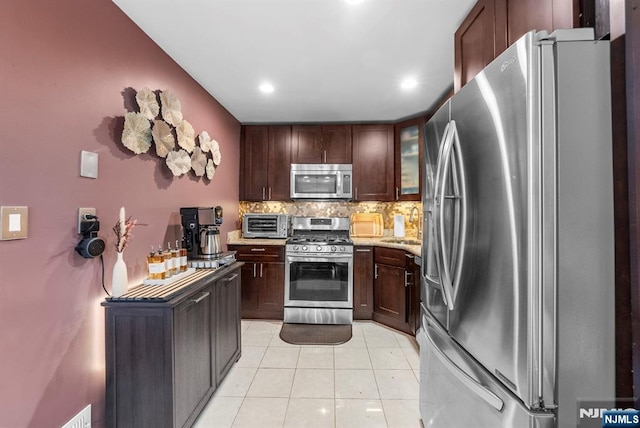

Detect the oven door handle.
[{"left": 286, "top": 254, "right": 354, "bottom": 263}]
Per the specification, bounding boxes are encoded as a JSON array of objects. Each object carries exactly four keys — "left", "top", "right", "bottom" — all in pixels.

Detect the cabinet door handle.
[
  {"left": 396, "top": 187, "right": 399, "bottom": 200},
  {"left": 224, "top": 273, "right": 239, "bottom": 282},
  {"left": 251, "top": 248, "right": 266, "bottom": 252},
  {"left": 260, "top": 263, "right": 263, "bottom": 278},
  {"left": 405, "top": 271, "right": 410, "bottom": 288},
  {"left": 323, "top": 150, "right": 327, "bottom": 163},
  {"left": 268, "top": 187, "right": 272, "bottom": 200},
  {"left": 356, "top": 248, "right": 371, "bottom": 253},
  {"left": 355, "top": 187, "right": 358, "bottom": 200},
  {"left": 374, "top": 264, "right": 378, "bottom": 279},
  {"left": 191, "top": 291, "right": 210, "bottom": 304},
  {"left": 405, "top": 254, "right": 415, "bottom": 260},
  {"left": 253, "top": 263, "right": 257, "bottom": 277},
  {"left": 262, "top": 187, "right": 266, "bottom": 200}
]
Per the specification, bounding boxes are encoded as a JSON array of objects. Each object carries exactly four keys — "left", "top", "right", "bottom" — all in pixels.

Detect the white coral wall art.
[
  {"left": 199, "top": 131, "right": 213, "bottom": 152},
  {"left": 136, "top": 87, "right": 160, "bottom": 120},
  {"left": 176, "top": 119, "right": 195, "bottom": 153},
  {"left": 211, "top": 144, "right": 222, "bottom": 166},
  {"left": 160, "top": 90, "right": 183, "bottom": 126},
  {"left": 191, "top": 147, "right": 207, "bottom": 177},
  {"left": 166, "top": 149, "right": 191, "bottom": 176},
  {"left": 120, "top": 88, "right": 223, "bottom": 183},
  {"left": 206, "top": 159, "right": 215, "bottom": 180},
  {"left": 151, "top": 120, "right": 175, "bottom": 157},
  {"left": 121, "top": 112, "right": 152, "bottom": 154}
]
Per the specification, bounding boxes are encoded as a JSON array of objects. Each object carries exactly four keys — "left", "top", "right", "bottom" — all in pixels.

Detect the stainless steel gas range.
[{"left": 284, "top": 217, "right": 353, "bottom": 325}]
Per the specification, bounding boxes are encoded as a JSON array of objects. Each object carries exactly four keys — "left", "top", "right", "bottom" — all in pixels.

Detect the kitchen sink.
[{"left": 381, "top": 238, "right": 422, "bottom": 245}]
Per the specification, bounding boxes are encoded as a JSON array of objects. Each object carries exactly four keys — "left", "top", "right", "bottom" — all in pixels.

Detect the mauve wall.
[{"left": 0, "top": 1, "right": 241, "bottom": 427}]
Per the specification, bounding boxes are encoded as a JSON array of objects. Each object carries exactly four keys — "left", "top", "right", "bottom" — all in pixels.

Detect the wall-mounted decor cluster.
[{"left": 120, "top": 87, "right": 222, "bottom": 181}]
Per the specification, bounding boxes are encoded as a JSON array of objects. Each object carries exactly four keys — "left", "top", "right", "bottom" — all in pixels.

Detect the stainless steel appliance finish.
[
  {"left": 419, "top": 29, "right": 615, "bottom": 427},
  {"left": 180, "top": 206, "right": 224, "bottom": 259},
  {"left": 200, "top": 226, "right": 222, "bottom": 257},
  {"left": 285, "top": 217, "right": 353, "bottom": 324},
  {"left": 242, "top": 213, "right": 290, "bottom": 238},
  {"left": 418, "top": 308, "right": 555, "bottom": 428},
  {"left": 290, "top": 164, "right": 353, "bottom": 200}
]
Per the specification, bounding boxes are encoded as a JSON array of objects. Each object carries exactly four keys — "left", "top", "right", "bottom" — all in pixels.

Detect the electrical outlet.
[
  {"left": 77, "top": 208, "right": 96, "bottom": 234},
  {"left": 61, "top": 404, "right": 91, "bottom": 428}
]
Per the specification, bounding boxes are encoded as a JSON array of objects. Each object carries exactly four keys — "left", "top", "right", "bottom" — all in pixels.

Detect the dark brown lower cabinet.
[
  {"left": 229, "top": 245, "right": 285, "bottom": 319},
  {"left": 372, "top": 247, "right": 419, "bottom": 335},
  {"left": 103, "top": 264, "right": 242, "bottom": 428},
  {"left": 353, "top": 246, "right": 374, "bottom": 319},
  {"left": 174, "top": 288, "right": 214, "bottom": 427},
  {"left": 406, "top": 254, "right": 421, "bottom": 335},
  {"left": 215, "top": 269, "right": 242, "bottom": 383}
]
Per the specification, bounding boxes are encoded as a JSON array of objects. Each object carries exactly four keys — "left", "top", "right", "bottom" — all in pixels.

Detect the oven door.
[{"left": 285, "top": 253, "right": 353, "bottom": 308}]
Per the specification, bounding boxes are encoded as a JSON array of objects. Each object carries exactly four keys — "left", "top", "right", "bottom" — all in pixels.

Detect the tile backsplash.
[{"left": 239, "top": 201, "right": 422, "bottom": 235}]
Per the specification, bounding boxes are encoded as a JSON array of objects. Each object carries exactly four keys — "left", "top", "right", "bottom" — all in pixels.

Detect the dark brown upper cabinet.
[
  {"left": 240, "top": 125, "right": 291, "bottom": 201},
  {"left": 454, "top": 0, "right": 507, "bottom": 92},
  {"left": 394, "top": 117, "right": 424, "bottom": 201},
  {"left": 291, "top": 125, "right": 352, "bottom": 164},
  {"left": 352, "top": 124, "right": 395, "bottom": 201},
  {"left": 455, "top": 0, "right": 580, "bottom": 91}
]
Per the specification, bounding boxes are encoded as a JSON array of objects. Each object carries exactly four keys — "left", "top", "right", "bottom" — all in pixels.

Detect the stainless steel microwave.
[
  {"left": 242, "top": 213, "right": 290, "bottom": 238},
  {"left": 290, "top": 164, "right": 353, "bottom": 200}
]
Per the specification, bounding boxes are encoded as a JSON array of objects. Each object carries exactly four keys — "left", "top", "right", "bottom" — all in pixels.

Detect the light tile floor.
[{"left": 194, "top": 320, "right": 422, "bottom": 428}]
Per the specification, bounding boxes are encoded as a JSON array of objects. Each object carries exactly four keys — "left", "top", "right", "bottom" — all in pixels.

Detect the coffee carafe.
[{"left": 200, "top": 226, "right": 222, "bottom": 257}]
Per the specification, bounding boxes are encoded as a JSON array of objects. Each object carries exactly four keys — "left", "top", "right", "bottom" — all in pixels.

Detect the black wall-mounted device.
[{"left": 75, "top": 216, "right": 106, "bottom": 258}]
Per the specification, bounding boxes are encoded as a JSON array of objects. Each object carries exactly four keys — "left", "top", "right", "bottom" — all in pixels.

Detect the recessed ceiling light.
[
  {"left": 400, "top": 78, "right": 418, "bottom": 90},
  {"left": 345, "top": 0, "right": 365, "bottom": 5},
  {"left": 259, "top": 82, "right": 274, "bottom": 94}
]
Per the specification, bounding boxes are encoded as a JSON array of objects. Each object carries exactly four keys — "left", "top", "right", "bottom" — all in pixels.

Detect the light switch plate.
[
  {"left": 0, "top": 206, "right": 28, "bottom": 240},
  {"left": 80, "top": 150, "right": 98, "bottom": 179}
]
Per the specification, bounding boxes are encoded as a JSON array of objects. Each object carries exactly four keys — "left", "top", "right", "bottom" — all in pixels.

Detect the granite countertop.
[
  {"left": 351, "top": 236, "right": 422, "bottom": 257},
  {"left": 227, "top": 230, "right": 422, "bottom": 257}
]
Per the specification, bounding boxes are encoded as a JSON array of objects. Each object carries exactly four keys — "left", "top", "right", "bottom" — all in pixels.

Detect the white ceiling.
[{"left": 112, "top": 0, "right": 476, "bottom": 124}]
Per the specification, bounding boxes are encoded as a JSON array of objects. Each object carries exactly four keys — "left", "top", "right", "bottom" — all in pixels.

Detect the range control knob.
[
  {"left": 316, "top": 246, "right": 322, "bottom": 252},
  {"left": 331, "top": 246, "right": 337, "bottom": 252},
  {"left": 340, "top": 246, "right": 345, "bottom": 252},
  {"left": 302, "top": 245, "right": 307, "bottom": 252},
  {"left": 293, "top": 245, "right": 299, "bottom": 251}
]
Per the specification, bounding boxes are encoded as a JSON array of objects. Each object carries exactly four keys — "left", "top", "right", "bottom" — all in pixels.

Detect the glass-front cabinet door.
[{"left": 394, "top": 118, "right": 423, "bottom": 201}]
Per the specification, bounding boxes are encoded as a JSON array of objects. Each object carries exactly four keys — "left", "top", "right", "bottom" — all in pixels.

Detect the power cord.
[{"left": 100, "top": 254, "right": 111, "bottom": 296}]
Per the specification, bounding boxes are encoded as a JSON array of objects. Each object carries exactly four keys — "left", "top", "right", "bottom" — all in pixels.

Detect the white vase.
[{"left": 112, "top": 252, "right": 129, "bottom": 297}]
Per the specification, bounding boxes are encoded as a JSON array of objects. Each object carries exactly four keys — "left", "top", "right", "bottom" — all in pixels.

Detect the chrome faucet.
[{"left": 409, "top": 206, "right": 422, "bottom": 240}]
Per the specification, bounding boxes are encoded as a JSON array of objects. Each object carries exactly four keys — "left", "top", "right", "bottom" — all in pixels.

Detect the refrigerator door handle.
[
  {"left": 449, "top": 120, "right": 468, "bottom": 303},
  {"left": 425, "top": 322, "right": 504, "bottom": 411},
  {"left": 431, "top": 122, "right": 451, "bottom": 307},
  {"left": 422, "top": 210, "right": 441, "bottom": 286},
  {"left": 435, "top": 121, "right": 456, "bottom": 310}
]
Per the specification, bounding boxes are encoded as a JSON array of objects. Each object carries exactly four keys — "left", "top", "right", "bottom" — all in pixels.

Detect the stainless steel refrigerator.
[{"left": 418, "top": 29, "right": 615, "bottom": 428}]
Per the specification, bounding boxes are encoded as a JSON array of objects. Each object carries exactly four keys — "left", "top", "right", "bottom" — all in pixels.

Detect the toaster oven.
[{"left": 242, "top": 213, "right": 290, "bottom": 238}]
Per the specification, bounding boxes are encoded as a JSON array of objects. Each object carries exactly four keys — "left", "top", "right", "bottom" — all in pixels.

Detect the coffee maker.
[{"left": 180, "top": 207, "right": 223, "bottom": 259}]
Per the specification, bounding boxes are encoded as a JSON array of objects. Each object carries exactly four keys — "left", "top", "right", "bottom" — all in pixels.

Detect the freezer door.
[
  {"left": 422, "top": 101, "right": 451, "bottom": 329},
  {"left": 418, "top": 312, "right": 555, "bottom": 428},
  {"left": 446, "top": 32, "right": 541, "bottom": 406}
]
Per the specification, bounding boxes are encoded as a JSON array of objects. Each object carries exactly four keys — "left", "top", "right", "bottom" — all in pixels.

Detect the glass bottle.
[
  {"left": 177, "top": 240, "right": 188, "bottom": 272},
  {"left": 159, "top": 244, "right": 172, "bottom": 278},
  {"left": 168, "top": 241, "right": 179, "bottom": 276},
  {"left": 147, "top": 246, "right": 166, "bottom": 280}
]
